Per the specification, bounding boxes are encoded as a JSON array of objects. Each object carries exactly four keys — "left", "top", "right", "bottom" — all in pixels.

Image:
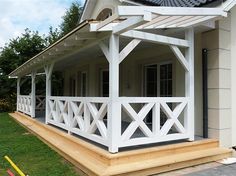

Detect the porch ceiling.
[{"left": 9, "top": 6, "right": 227, "bottom": 78}]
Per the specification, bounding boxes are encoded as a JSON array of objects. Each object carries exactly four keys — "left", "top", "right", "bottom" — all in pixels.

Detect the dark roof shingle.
[{"left": 131, "top": 0, "right": 223, "bottom": 7}]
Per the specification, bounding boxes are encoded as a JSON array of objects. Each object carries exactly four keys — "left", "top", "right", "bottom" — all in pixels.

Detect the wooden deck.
[{"left": 9, "top": 112, "right": 233, "bottom": 176}]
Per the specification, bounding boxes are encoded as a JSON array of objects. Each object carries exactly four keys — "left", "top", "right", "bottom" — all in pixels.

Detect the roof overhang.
[
  {"left": 90, "top": 6, "right": 227, "bottom": 33},
  {"left": 9, "top": 6, "right": 228, "bottom": 78}
]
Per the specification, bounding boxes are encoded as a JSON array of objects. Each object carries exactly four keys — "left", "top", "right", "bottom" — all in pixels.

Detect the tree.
[
  {"left": 46, "top": 26, "right": 61, "bottom": 46},
  {"left": 0, "top": 1, "right": 83, "bottom": 111},
  {"left": 0, "top": 29, "right": 46, "bottom": 111},
  {"left": 60, "top": 1, "right": 83, "bottom": 36},
  {"left": 0, "top": 29, "right": 46, "bottom": 75},
  {"left": 45, "top": 1, "right": 83, "bottom": 45}
]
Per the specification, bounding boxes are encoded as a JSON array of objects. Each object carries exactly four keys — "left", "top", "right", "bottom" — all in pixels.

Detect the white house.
[{"left": 9, "top": 0, "right": 236, "bottom": 175}]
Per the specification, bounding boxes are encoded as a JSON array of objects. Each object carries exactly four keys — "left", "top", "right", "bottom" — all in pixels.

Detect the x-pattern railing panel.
[
  {"left": 122, "top": 102, "right": 154, "bottom": 141},
  {"left": 17, "top": 95, "right": 32, "bottom": 116},
  {"left": 120, "top": 97, "right": 190, "bottom": 147},
  {"left": 36, "top": 96, "right": 46, "bottom": 111},
  {"left": 47, "top": 96, "right": 109, "bottom": 146}
]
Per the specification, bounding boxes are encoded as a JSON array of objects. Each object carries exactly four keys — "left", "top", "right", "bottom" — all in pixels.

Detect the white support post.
[
  {"left": 31, "top": 71, "right": 36, "bottom": 118},
  {"left": 185, "top": 28, "right": 195, "bottom": 141},
  {"left": 108, "top": 34, "right": 121, "bottom": 153},
  {"left": 44, "top": 63, "right": 54, "bottom": 124},
  {"left": 16, "top": 77, "right": 21, "bottom": 111}
]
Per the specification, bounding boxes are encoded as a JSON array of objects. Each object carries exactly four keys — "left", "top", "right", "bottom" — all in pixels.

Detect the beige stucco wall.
[
  {"left": 231, "top": 6, "right": 236, "bottom": 147},
  {"left": 62, "top": 36, "right": 203, "bottom": 136},
  {"left": 202, "top": 14, "right": 232, "bottom": 147}
]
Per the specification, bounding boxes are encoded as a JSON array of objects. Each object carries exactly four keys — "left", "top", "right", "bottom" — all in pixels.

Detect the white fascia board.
[
  {"left": 80, "top": 0, "right": 97, "bottom": 22},
  {"left": 90, "top": 22, "right": 119, "bottom": 31},
  {"left": 223, "top": 0, "right": 236, "bottom": 12},
  {"left": 117, "top": 6, "right": 227, "bottom": 17}
]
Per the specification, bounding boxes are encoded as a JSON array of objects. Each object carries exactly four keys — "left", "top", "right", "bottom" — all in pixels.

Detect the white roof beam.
[
  {"left": 96, "top": 14, "right": 119, "bottom": 31},
  {"left": 117, "top": 6, "right": 227, "bottom": 17},
  {"left": 113, "top": 15, "right": 150, "bottom": 34},
  {"left": 75, "top": 33, "right": 97, "bottom": 40},
  {"left": 121, "top": 30, "right": 189, "bottom": 48},
  {"left": 158, "top": 16, "right": 194, "bottom": 28},
  {"left": 99, "top": 41, "right": 110, "bottom": 62},
  {"left": 223, "top": 0, "right": 236, "bottom": 12},
  {"left": 170, "top": 45, "right": 189, "bottom": 72},
  {"left": 90, "top": 22, "right": 119, "bottom": 32},
  {"left": 177, "top": 16, "right": 217, "bottom": 28},
  {"left": 119, "top": 39, "right": 141, "bottom": 63}
]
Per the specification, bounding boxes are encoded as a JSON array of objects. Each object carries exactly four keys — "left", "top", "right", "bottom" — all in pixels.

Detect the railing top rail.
[
  {"left": 18, "top": 95, "right": 31, "bottom": 98},
  {"left": 48, "top": 96, "right": 110, "bottom": 102},
  {"left": 119, "top": 97, "right": 189, "bottom": 103}
]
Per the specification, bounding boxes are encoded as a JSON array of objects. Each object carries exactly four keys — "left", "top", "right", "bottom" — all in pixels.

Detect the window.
[
  {"left": 144, "top": 63, "right": 172, "bottom": 97},
  {"left": 70, "top": 76, "right": 76, "bottom": 96},
  {"left": 144, "top": 63, "right": 173, "bottom": 124},
  {"left": 101, "top": 70, "right": 109, "bottom": 97},
  {"left": 160, "top": 64, "right": 172, "bottom": 97},
  {"left": 81, "top": 72, "right": 87, "bottom": 97},
  {"left": 96, "top": 8, "right": 112, "bottom": 21}
]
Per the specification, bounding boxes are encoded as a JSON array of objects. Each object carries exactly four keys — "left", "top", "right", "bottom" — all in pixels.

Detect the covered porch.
[{"left": 10, "top": 6, "right": 227, "bottom": 153}]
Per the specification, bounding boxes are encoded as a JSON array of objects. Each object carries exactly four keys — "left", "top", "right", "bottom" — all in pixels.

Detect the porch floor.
[
  {"left": 33, "top": 114, "right": 203, "bottom": 152},
  {"left": 10, "top": 112, "right": 232, "bottom": 176}
]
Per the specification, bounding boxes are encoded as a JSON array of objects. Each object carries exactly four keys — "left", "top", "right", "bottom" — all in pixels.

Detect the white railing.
[
  {"left": 17, "top": 95, "right": 32, "bottom": 116},
  {"left": 36, "top": 96, "right": 46, "bottom": 111},
  {"left": 47, "top": 96, "right": 109, "bottom": 147},
  {"left": 119, "top": 97, "right": 190, "bottom": 148},
  {"left": 47, "top": 96, "right": 191, "bottom": 150}
]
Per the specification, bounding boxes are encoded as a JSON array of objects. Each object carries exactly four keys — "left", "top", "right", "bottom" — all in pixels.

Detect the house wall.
[
  {"left": 90, "top": 0, "right": 121, "bottom": 20},
  {"left": 62, "top": 36, "right": 203, "bottom": 136},
  {"left": 231, "top": 6, "right": 236, "bottom": 147},
  {"left": 202, "top": 15, "right": 232, "bottom": 147}
]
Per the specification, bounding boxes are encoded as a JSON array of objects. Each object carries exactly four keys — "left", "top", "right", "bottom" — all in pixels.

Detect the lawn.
[{"left": 0, "top": 113, "right": 79, "bottom": 176}]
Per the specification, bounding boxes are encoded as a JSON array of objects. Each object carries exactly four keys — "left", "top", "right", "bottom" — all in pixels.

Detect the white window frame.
[{"left": 143, "top": 61, "right": 173, "bottom": 97}]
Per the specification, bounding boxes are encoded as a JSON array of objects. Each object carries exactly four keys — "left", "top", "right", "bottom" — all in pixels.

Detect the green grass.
[{"left": 0, "top": 113, "right": 80, "bottom": 176}]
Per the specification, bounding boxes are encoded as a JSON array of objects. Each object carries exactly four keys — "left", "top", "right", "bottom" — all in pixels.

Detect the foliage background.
[{"left": 0, "top": 1, "right": 83, "bottom": 112}]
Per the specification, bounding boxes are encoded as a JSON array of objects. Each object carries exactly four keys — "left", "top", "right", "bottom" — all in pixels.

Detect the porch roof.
[{"left": 9, "top": 6, "right": 227, "bottom": 78}]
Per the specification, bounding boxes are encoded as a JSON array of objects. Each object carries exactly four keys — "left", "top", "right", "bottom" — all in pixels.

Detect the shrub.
[{"left": 0, "top": 94, "right": 16, "bottom": 112}]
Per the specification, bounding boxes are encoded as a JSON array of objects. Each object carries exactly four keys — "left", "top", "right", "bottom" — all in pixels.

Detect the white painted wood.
[
  {"left": 121, "top": 30, "right": 190, "bottom": 48},
  {"left": 122, "top": 102, "right": 154, "bottom": 141},
  {"left": 119, "top": 39, "right": 141, "bottom": 64},
  {"left": 47, "top": 96, "right": 109, "bottom": 147},
  {"left": 185, "top": 28, "right": 195, "bottom": 141},
  {"left": 223, "top": 0, "right": 236, "bottom": 12},
  {"left": 96, "top": 14, "right": 119, "bottom": 31},
  {"left": 44, "top": 62, "right": 54, "bottom": 124},
  {"left": 35, "top": 96, "right": 46, "bottom": 111},
  {"left": 74, "top": 32, "right": 97, "bottom": 40},
  {"left": 17, "top": 77, "right": 21, "bottom": 111},
  {"left": 31, "top": 71, "right": 36, "bottom": 118},
  {"left": 120, "top": 133, "right": 190, "bottom": 147},
  {"left": 108, "top": 34, "right": 121, "bottom": 153},
  {"left": 170, "top": 45, "right": 190, "bottom": 72},
  {"left": 152, "top": 103, "right": 160, "bottom": 135},
  {"left": 119, "top": 97, "right": 190, "bottom": 147},
  {"left": 178, "top": 16, "right": 216, "bottom": 28},
  {"left": 113, "top": 16, "right": 146, "bottom": 34},
  {"left": 18, "top": 95, "right": 32, "bottom": 116},
  {"left": 117, "top": 6, "right": 227, "bottom": 17},
  {"left": 99, "top": 41, "right": 110, "bottom": 62}
]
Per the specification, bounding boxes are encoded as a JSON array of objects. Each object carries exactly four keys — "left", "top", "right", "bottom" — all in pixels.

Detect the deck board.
[{"left": 9, "top": 112, "right": 233, "bottom": 176}]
